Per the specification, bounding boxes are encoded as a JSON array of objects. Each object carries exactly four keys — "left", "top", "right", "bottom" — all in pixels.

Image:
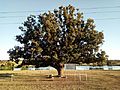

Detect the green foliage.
[
  {"left": 0, "top": 61, "right": 14, "bottom": 70},
  {"left": 8, "top": 5, "right": 108, "bottom": 71},
  {"left": 21, "top": 65, "right": 28, "bottom": 70},
  {"left": 96, "top": 50, "right": 108, "bottom": 66},
  {"left": 107, "top": 60, "right": 120, "bottom": 66}
]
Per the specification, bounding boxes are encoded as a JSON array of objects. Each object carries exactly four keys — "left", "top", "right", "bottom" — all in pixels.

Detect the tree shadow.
[{"left": 0, "top": 73, "right": 14, "bottom": 79}]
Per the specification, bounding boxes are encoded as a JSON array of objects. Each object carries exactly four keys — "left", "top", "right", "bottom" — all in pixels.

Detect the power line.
[
  {"left": 0, "top": 5, "right": 120, "bottom": 14},
  {"left": 0, "top": 18, "right": 120, "bottom": 25},
  {"left": 81, "top": 5, "right": 120, "bottom": 10},
  {"left": 0, "top": 10, "right": 52, "bottom": 14},
  {"left": 0, "top": 10, "right": 120, "bottom": 19},
  {"left": 95, "top": 18, "right": 120, "bottom": 20},
  {"left": 0, "top": 16, "right": 26, "bottom": 18},
  {"left": 84, "top": 10, "right": 120, "bottom": 14},
  {"left": 0, "top": 23, "right": 21, "bottom": 25}
]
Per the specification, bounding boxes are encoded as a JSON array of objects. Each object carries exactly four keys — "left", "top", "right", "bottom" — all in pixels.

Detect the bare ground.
[{"left": 0, "top": 70, "right": 120, "bottom": 90}]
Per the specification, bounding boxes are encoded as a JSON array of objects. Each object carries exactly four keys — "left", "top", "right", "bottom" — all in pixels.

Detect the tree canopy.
[{"left": 8, "top": 5, "right": 108, "bottom": 76}]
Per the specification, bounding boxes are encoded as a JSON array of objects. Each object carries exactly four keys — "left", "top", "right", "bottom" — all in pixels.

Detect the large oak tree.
[{"left": 8, "top": 5, "right": 108, "bottom": 76}]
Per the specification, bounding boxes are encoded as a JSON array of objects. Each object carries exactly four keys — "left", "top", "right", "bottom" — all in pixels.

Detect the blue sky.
[{"left": 0, "top": 0, "right": 120, "bottom": 60}]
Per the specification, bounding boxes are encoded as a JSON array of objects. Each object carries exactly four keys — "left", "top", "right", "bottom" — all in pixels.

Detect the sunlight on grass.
[{"left": 0, "top": 70, "right": 119, "bottom": 90}]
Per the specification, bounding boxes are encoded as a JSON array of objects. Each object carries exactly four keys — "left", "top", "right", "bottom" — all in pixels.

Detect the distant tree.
[
  {"left": 8, "top": 5, "right": 108, "bottom": 76},
  {"left": 0, "top": 64, "right": 5, "bottom": 70},
  {"left": 96, "top": 50, "right": 108, "bottom": 66}
]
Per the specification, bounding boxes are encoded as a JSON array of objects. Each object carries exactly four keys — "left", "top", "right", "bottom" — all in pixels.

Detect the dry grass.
[{"left": 0, "top": 70, "right": 120, "bottom": 90}]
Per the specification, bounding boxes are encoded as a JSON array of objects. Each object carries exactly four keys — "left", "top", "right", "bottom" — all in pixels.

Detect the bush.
[{"left": 21, "top": 65, "right": 28, "bottom": 70}]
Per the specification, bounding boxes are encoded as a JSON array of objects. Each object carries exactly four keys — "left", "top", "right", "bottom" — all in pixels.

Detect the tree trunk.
[
  {"left": 50, "top": 62, "right": 64, "bottom": 77},
  {"left": 56, "top": 63, "right": 64, "bottom": 77},
  {"left": 57, "top": 67, "right": 63, "bottom": 77}
]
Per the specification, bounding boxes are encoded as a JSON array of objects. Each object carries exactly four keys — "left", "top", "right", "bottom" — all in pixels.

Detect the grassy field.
[{"left": 0, "top": 70, "right": 120, "bottom": 90}]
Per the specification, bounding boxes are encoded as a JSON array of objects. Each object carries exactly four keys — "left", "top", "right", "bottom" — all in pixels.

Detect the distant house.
[
  {"left": 64, "top": 64, "right": 78, "bottom": 70},
  {"left": 35, "top": 66, "right": 56, "bottom": 70},
  {"left": 14, "top": 68, "right": 21, "bottom": 71},
  {"left": 76, "top": 66, "right": 90, "bottom": 70}
]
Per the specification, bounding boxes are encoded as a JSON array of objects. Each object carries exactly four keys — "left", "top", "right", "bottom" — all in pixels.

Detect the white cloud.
[
  {"left": 106, "top": 49, "right": 120, "bottom": 60},
  {"left": 0, "top": 49, "right": 9, "bottom": 60}
]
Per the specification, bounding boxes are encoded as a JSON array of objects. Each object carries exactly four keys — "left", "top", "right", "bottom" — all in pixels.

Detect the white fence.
[
  {"left": 14, "top": 65, "right": 120, "bottom": 71},
  {"left": 76, "top": 66, "right": 90, "bottom": 70},
  {"left": 75, "top": 66, "right": 120, "bottom": 70},
  {"left": 35, "top": 66, "right": 56, "bottom": 70},
  {"left": 14, "top": 68, "right": 21, "bottom": 71},
  {"left": 64, "top": 64, "right": 78, "bottom": 70}
]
